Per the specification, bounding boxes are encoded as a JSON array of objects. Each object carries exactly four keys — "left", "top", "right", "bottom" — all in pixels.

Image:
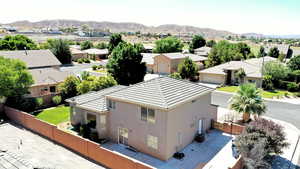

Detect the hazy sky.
[{"left": 1, "top": 0, "right": 299, "bottom": 35}]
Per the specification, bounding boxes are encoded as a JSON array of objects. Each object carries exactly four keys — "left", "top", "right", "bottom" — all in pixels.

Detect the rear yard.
[{"left": 35, "top": 105, "right": 70, "bottom": 125}]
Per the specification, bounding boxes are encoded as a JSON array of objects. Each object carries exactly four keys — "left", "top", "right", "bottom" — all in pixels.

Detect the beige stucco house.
[
  {"left": 0, "top": 50, "right": 71, "bottom": 104},
  {"left": 199, "top": 56, "right": 277, "bottom": 87},
  {"left": 142, "top": 53, "right": 207, "bottom": 74},
  {"left": 66, "top": 77, "right": 217, "bottom": 160}
]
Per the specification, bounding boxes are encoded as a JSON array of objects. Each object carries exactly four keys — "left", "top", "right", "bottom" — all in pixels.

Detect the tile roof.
[
  {"left": 106, "top": 77, "right": 213, "bottom": 110},
  {"left": 162, "top": 53, "right": 207, "bottom": 62},
  {"left": 264, "top": 44, "right": 290, "bottom": 55},
  {"left": 83, "top": 48, "right": 109, "bottom": 55},
  {"left": 141, "top": 53, "right": 160, "bottom": 65},
  {"left": 0, "top": 50, "right": 61, "bottom": 68},
  {"left": 29, "top": 68, "right": 73, "bottom": 86},
  {"left": 194, "top": 47, "right": 211, "bottom": 56},
  {"left": 66, "top": 85, "right": 127, "bottom": 112},
  {"left": 199, "top": 56, "right": 277, "bottom": 78}
]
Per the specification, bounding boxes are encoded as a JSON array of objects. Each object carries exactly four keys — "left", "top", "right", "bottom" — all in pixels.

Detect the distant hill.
[{"left": 3, "top": 19, "right": 236, "bottom": 38}]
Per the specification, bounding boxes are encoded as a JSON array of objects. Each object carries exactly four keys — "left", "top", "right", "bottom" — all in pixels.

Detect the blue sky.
[{"left": 1, "top": 0, "right": 299, "bottom": 35}]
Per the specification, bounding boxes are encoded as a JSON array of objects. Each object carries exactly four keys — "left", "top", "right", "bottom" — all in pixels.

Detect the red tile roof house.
[
  {"left": 0, "top": 50, "right": 71, "bottom": 104},
  {"left": 66, "top": 77, "right": 217, "bottom": 160}
]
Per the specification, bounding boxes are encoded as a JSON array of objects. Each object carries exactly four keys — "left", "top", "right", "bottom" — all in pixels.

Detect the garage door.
[
  {"left": 200, "top": 74, "right": 225, "bottom": 84},
  {"left": 158, "top": 62, "right": 170, "bottom": 74}
]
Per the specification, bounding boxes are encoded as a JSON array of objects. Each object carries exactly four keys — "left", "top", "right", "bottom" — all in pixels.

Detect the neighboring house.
[
  {"left": 0, "top": 50, "right": 71, "bottom": 103},
  {"left": 66, "top": 77, "right": 217, "bottom": 160},
  {"left": 199, "top": 56, "right": 277, "bottom": 87},
  {"left": 83, "top": 48, "right": 109, "bottom": 60},
  {"left": 143, "top": 44, "right": 154, "bottom": 53},
  {"left": 292, "top": 49, "right": 300, "bottom": 58},
  {"left": 194, "top": 46, "right": 211, "bottom": 57},
  {"left": 264, "top": 44, "right": 291, "bottom": 58},
  {"left": 70, "top": 48, "right": 88, "bottom": 60},
  {"left": 142, "top": 53, "right": 207, "bottom": 74}
]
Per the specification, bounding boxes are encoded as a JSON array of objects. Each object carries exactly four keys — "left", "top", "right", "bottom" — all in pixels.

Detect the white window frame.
[
  {"left": 141, "top": 107, "right": 155, "bottom": 124},
  {"left": 147, "top": 135, "right": 158, "bottom": 150}
]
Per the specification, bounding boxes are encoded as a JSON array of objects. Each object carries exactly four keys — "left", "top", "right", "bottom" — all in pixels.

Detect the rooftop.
[
  {"left": 29, "top": 68, "right": 73, "bottom": 86},
  {"left": 199, "top": 56, "right": 277, "bottom": 78},
  {"left": 106, "top": 77, "right": 213, "bottom": 110},
  {"left": 83, "top": 48, "right": 109, "bottom": 55},
  {"left": 0, "top": 50, "right": 61, "bottom": 68}
]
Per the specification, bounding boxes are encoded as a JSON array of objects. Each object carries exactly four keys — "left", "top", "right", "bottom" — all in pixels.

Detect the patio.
[{"left": 101, "top": 130, "right": 232, "bottom": 169}]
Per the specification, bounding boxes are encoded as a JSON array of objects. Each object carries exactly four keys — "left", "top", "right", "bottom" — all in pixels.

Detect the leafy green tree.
[
  {"left": 107, "top": 42, "right": 146, "bottom": 85},
  {"left": 108, "top": 33, "right": 123, "bottom": 53},
  {"left": 258, "top": 46, "right": 266, "bottom": 58},
  {"left": 153, "top": 36, "right": 183, "bottom": 53},
  {"left": 234, "top": 68, "right": 246, "bottom": 84},
  {"left": 169, "top": 72, "right": 182, "bottom": 80},
  {"left": 262, "top": 75, "right": 274, "bottom": 91},
  {"left": 263, "top": 61, "right": 290, "bottom": 84},
  {"left": 278, "top": 52, "right": 286, "bottom": 62},
  {"left": 92, "top": 76, "right": 117, "bottom": 91},
  {"left": 134, "top": 43, "right": 146, "bottom": 53},
  {"left": 52, "top": 95, "right": 62, "bottom": 105},
  {"left": 0, "top": 57, "right": 33, "bottom": 102},
  {"left": 206, "top": 40, "right": 216, "bottom": 47},
  {"left": 206, "top": 40, "right": 233, "bottom": 67},
  {"left": 77, "top": 80, "right": 93, "bottom": 94},
  {"left": 95, "top": 42, "right": 108, "bottom": 49},
  {"left": 268, "top": 47, "right": 280, "bottom": 58},
  {"left": 287, "top": 55, "right": 300, "bottom": 71},
  {"left": 229, "top": 83, "right": 266, "bottom": 122},
  {"left": 50, "top": 39, "right": 72, "bottom": 64},
  {"left": 0, "top": 35, "right": 38, "bottom": 50},
  {"left": 178, "top": 57, "right": 198, "bottom": 81},
  {"left": 80, "top": 40, "right": 93, "bottom": 50},
  {"left": 189, "top": 35, "right": 206, "bottom": 52},
  {"left": 59, "top": 76, "right": 80, "bottom": 99},
  {"left": 235, "top": 42, "right": 251, "bottom": 59}
]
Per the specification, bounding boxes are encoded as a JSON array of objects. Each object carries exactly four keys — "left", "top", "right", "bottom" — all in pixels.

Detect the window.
[
  {"left": 141, "top": 107, "right": 155, "bottom": 123},
  {"left": 41, "top": 87, "right": 48, "bottom": 92},
  {"left": 108, "top": 100, "right": 116, "bottom": 109},
  {"left": 50, "top": 86, "right": 56, "bottom": 93},
  {"left": 147, "top": 135, "right": 158, "bottom": 150},
  {"left": 248, "top": 79, "right": 256, "bottom": 83}
]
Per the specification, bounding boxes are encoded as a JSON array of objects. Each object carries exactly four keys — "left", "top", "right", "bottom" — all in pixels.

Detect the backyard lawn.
[
  {"left": 217, "top": 86, "right": 295, "bottom": 99},
  {"left": 35, "top": 106, "right": 70, "bottom": 125}
]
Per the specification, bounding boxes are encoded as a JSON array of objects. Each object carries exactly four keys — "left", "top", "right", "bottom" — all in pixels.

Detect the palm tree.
[{"left": 229, "top": 83, "right": 266, "bottom": 122}]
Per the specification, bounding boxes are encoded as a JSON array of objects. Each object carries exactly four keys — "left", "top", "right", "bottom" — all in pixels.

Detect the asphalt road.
[{"left": 212, "top": 91, "right": 300, "bottom": 130}]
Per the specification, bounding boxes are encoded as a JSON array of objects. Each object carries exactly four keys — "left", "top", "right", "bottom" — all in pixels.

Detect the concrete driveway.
[
  {"left": 0, "top": 122, "right": 106, "bottom": 169},
  {"left": 102, "top": 130, "right": 232, "bottom": 169}
]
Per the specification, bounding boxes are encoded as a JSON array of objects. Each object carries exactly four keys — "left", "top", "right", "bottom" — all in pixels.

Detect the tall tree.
[
  {"left": 80, "top": 40, "right": 93, "bottom": 50},
  {"left": 268, "top": 47, "right": 280, "bottom": 58},
  {"left": 189, "top": 35, "right": 206, "bottom": 52},
  {"left": 59, "top": 76, "right": 80, "bottom": 99},
  {"left": 108, "top": 33, "right": 123, "bottom": 53},
  {"left": 50, "top": 39, "right": 72, "bottom": 64},
  {"left": 258, "top": 46, "right": 266, "bottom": 58},
  {"left": 0, "top": 35, "right": 38, "bottom": 50},
  {"left": 107, "top": 42, "right": 146, "bottom": 85},
  {"left": 235, "top": 42, "right": 251, "bottom": 59},
  {"left": 153, "top": 36, "right": 183, "bottom": 53},
  {"left": 206, "top": 40, "right": 216, "bottom": 48},
  {"left": 229, "top": 83, "right": 266, "bottom": 122},
  {"left": 0, "top": 57, "right": 34, "bottom": 102},
  {"left": 287, "top": 55, "right": 300, "bottom": 71},
  {"left": 178, "top": 57, "right": 198, "bottom": 81}
]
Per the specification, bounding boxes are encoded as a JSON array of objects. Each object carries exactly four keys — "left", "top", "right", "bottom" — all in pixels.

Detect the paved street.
[{"left": 0, "top": 123, "right": 106, "bottom": 169}]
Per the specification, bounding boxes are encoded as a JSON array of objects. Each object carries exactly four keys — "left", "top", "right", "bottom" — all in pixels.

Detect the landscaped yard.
[
  {"left": 35, "top": 105, "right": 70, "bottom": 125},
  {"left": 217, "top": 86, "right": 296, "bottom": 99}
]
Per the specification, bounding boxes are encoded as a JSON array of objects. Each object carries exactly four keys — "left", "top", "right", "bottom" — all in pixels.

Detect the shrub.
[
  {"left": 79, "top": 124, "right": 91, "bottom": 138},
  {"left": 35, "top": 98, "right": 44, "bottom": 109},
  {"left": 262, "top": 75, "right": 274, "bottom": 90},
  {"left": 169, "top": 72, "right": 182, "bottom": 80},
  {"left": 52, "top": 95, "right": 62, "bottom": 105},
  {"left": 287, "top": 82, "right": 299, "bottom": 92},
  {"left": 84, "top": 58, "right": 90, "bottom": 63},
  {"left": 92, "top": 65, "right": 98, "bottom": 70},
  {"left": 90, "top": 132, "right": 99, "bottom": 142},
  {"left": 77, "top": 58, "right": 83, "bottom": 64}
]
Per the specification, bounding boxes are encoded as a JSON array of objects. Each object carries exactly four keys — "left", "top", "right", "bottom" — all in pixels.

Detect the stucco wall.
[
  {"left": 153, "top": 55, "right": 171, "bottom": 74},
  {"left": 165, "top": 92, "right": 218, "bottom": 158},
  {"left": 107, "top": 100, "right": 169, "bottom": 160}
]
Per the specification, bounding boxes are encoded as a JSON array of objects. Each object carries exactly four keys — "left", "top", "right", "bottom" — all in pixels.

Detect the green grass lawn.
[
  {"left": 35, "top": 106, "right": 70, "bottom": 125},
  {"left": 217, "top": 86, "right": 294, "bottom": 99}
]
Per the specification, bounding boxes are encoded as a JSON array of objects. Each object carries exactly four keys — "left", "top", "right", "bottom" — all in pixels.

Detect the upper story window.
[
  {"left": 141, "top": 107, "right": 155, "bottom": 123},
  {"left": 108, "top": 99, "right": 116, "bottom": 109}
]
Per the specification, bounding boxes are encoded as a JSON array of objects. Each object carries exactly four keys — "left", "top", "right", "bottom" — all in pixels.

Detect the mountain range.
[{"left": 1, "top": 19, "right": 236, "bottom": 38}]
